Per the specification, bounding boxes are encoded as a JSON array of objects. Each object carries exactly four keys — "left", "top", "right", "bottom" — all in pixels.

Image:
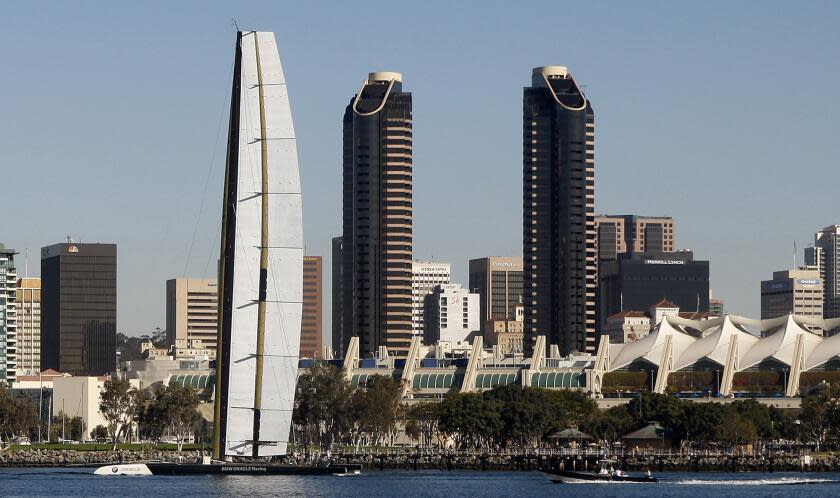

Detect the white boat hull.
[{"left": 94, "top": 464, "right": 153, "bottom": 476}]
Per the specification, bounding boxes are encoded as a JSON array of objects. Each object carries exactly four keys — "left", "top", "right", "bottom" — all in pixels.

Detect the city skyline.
[{"left": 4, "top": 2, "right": 840, "bottom": 338}]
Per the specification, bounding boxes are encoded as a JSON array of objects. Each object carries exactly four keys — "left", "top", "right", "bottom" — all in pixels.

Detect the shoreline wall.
[{"left": 4, "top": 449, "right": 839, "bottom": 472}]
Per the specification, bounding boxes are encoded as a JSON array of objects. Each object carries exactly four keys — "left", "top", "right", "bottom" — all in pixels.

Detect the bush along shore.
[{"left": 3, "top": 449, "right": 840, "bottom": 472}]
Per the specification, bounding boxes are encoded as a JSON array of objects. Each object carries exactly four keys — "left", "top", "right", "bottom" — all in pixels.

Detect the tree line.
[
  {"left": 293, "top": 364, "right": 840, "bottom": 451},
  {"left": 0, "top": 380, "right": 204, "bottom": 450},
  {"left": 4, "top": 367, "right": 840, "bottom": 452}
]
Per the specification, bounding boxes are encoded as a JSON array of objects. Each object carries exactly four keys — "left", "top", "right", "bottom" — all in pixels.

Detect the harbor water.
[{"left": 2, "top": 468, "right": 840, "bottom": 497}]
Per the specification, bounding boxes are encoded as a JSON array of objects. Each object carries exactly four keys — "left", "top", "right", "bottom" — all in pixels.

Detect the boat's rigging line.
[{"left": 182, "top": 57, "right": 234, "bottom": 279}]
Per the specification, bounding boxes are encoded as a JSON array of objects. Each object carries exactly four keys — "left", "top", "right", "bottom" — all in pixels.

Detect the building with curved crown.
[
  {"left": 342, "top": 71, "right": 413, "bottom": 358},
  {"left": 523, "top": 66, "right": 597, "bottom": 355}
]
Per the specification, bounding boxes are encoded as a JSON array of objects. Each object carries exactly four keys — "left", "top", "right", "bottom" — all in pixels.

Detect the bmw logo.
[{"left": 112, "top": 467, "right": 118, "bottom": 473}]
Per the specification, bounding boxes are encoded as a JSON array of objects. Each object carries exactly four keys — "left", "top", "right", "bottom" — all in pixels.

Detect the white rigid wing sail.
[{"left": 212, "top": 30, "right": 303, "bottom": 459}]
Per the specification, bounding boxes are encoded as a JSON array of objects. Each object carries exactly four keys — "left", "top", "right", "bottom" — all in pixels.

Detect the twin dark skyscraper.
[{"left": 336, "top": 67, "right": 596, "bottom": 358}]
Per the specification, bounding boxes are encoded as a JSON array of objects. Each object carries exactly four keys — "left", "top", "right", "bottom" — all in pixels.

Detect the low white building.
[
  {"left": 424, "top": 284, "right": 480, "bottom": 344},
  {"left": 121, "top": 340, "right": 212, "bottom": 390},
  {"left": 605, "top": 311, "right": 651, "bottom": 343},
  {"left": 411, "top": 261, "right": 451, "bottom": 338},
  {"left": 52, "top": 376, "right": 142, "bottom": 440},
  {"left": 52, "top": 376, "right": 107, "bottom": 439},
  {"left": 649, "top": 299, "right": 680, "bottom": 326}
]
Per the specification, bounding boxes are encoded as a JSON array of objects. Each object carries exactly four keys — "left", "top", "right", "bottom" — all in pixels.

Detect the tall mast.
[
  {"left": 212, "top": 31, "right": 243, "bottom": 461},
  {"left": 251, "top": 31, "right": 270, "bottom": 457}
]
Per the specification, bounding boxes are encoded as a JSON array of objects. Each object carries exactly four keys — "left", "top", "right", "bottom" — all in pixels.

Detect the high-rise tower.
[
  {"left": 0, "top": 244, "right": 17, "bottom": 384},
  {"left": 522, "top": 66, "right": 596, "bottom": 354},
  {"left": 301, "top": 256, "right": 323, "bottom": 358},
  {"left": 342, "top": 72, "right": 413, "bottom": 357},
  {"left": 330, "top": 236, "right": 344, "bottom": 356},
  {"left": 41, "top": 242, "right": 116, "bottom": 376},
  {"left": 813, "top": 225, "right": 840, "bottom": 319}
]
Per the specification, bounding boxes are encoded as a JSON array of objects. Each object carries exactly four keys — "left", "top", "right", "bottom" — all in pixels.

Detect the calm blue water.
[{"left": 1, "top": 468, "right": 839, "bottom": 497}]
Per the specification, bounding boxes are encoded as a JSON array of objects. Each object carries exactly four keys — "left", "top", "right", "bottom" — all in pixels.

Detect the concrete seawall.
[{"left": 2, "top": 450, "right": 838, "bottom": 472}]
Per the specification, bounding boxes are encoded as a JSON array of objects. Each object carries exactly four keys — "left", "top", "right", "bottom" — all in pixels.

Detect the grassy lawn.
[{"left": 8, "top": 443, "right": 206, "bottom": 452}]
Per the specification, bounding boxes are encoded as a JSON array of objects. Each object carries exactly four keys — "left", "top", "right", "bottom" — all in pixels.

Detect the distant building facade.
[
  {"left": 523, "top": 66, "right": 596, "bottom": 354},
  {"left": 411, "top": 261, "right": 451, "bottom": 340},
  {"left": 594, "top": 215, "right": 675, "bottom": 260},
  {"left": 468, "top": 256, "right": 523, "bottom": 336},
  {"left": 761, "top": 269, "right": 824, "bottom": 320},
  {"left": 810, "top": 226, "right": 840, "bottom": 319},
  {"left": 424, "top": 284, "right": 480, "bottom": 344},
  {"left": 121, "top": 340, "right": 213, "bottom": 391},
  {"left": 599, "top": 250, "right": 710, "bottom": 328},
  {"left": 342, "top": 71, "right": 413, "bottom": 357},
  {"left": 649, "top": 299, "right": 680, "bottom": 326},
  {"left": 165, "top": 278, "right": 218, "bottom": 351},
  {"left": 301, "top": 256, "right": 323, "bottom": 358},
  {"left": 604, "top": 311, "right": 651, "bottom": 343},
  {"left": 484, "top": 304, "right": 525, "bottom": 354},
  {"left": 709, "top": 294, "right": 724, "bottom": 318},
  {"left": 0, "top": 244, "right": 17, "bottom": 384},
  {"left": 41, "top": 243, "right": 116, "bottom": 376},
  {"left": 15, "top": 278, "right": 40, "bottom": 374},
  {"left": 52, "top": 376, "right": 112, "bottom": 438},
  {"left": 331, "top": 236, "right": 344, "bottom": 356}
]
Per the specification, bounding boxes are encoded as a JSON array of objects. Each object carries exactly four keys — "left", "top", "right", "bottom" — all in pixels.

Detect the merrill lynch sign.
[{"left": 644, "top": 259, "right": 686, "bottom": 265}]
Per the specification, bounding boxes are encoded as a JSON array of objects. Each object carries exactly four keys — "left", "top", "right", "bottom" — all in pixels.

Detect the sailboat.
[{"left": 95, "top": 30, "right": 360, "bottom": 476}]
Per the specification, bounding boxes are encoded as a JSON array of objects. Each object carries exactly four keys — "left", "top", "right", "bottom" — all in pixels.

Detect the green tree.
[
  {"left": 90, "top": 424, "right": 109, "bottom": 441},
  {"left": 583, "top": 405, "right": 634, "bottom": 444},
  {"left": 293, "top": 363, "right": 354, "bottom": 449},
  {"left": 627, "top": 392, "right": 686, "bottom": 440},
  {"left": 48, "top": 414, "right": 85, "bottom": 442},
  {"left": 717, "top": 413, "right": 758, "bottom": 445},
  {"left": 99, "top": 379, "right": 144, "bottom": 450},
  {"left": 800, "top": 382, "right": 840, "bottom": 449},
  {"left": 150, "top": 385, "right": 201, "bottom": 451},
  {"left": 730, "top": 399, "right": 780, "bottom": 440},
  {"left": 0, "top": 386, "right": 39, "bottom": 444},
  {"left": 406, "top": 402, "right": 441, "bottom": 448},
  {"left": 352, "top": 375, "right": 402, "bottom": 446},
  {"left": 438, "top": 392, "right": 502, "bottom": 449}
]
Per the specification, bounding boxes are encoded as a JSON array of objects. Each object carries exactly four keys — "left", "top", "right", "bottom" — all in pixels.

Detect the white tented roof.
[
  {"left": 610, "top": 317, "right": 697, "bottom": 371},
  {"left": 610, "top": 313, "right": 840, "bottom": 375},
  {"left": 804, "top": 328, "right": 840, "bottom": 370},
  {"left": 739, "top": 315, "right": 823, "bottom": 369},
  {"left": 673, "top": 315, "right": 759, "bottom": 371}
]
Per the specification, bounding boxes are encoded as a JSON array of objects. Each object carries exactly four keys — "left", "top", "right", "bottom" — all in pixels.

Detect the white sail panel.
[{"left": 224, "top": 31, "right": 303, "bottom": 457}]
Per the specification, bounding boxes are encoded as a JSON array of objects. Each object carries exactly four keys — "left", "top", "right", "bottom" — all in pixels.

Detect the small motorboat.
[{"left": 543, "top": 459, "right": 658, "bottom": 483}]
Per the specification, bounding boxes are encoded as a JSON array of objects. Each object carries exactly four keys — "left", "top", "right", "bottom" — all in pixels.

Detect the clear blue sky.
[{"left": 4, "top": 1, "right": 839, "bottom": 337}]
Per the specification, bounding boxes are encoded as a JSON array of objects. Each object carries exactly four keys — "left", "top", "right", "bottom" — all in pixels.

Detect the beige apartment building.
[
  {"left": 594, "top": 215, "right": 675, "bottom": 260},
  {"left": 15, "top": 278, "right": 41, "bottom": 373},
  {"left": 761, "top": 269, "right": 824, "bottom": 321},
  {"left": 468, "top": 256, "right": 524, "bottom": 336},
  {"left": 301, "top": 256, "right": 323, "bottom": 358},
  {"left": 484, "top": 304, "right": 525, "bottom": 354},
  {"left": 165, "top": 278, "right": 218, "bottom": 351}
]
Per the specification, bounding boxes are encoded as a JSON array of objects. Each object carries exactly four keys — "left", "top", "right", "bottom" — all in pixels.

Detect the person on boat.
[
  {"left": 599, "top": 467, "right": 609, "bottom": 475},
  {"left": 645, "top": 469, "right": 652, "bottom": 477}
]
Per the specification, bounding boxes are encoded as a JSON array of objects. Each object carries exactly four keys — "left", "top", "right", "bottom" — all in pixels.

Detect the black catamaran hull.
[
  {"left": 149, "top": 463, "right": 362, "bottom": 476},
  {"left": 95, "top": 463, "right": 362, "bottom": 476}
]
